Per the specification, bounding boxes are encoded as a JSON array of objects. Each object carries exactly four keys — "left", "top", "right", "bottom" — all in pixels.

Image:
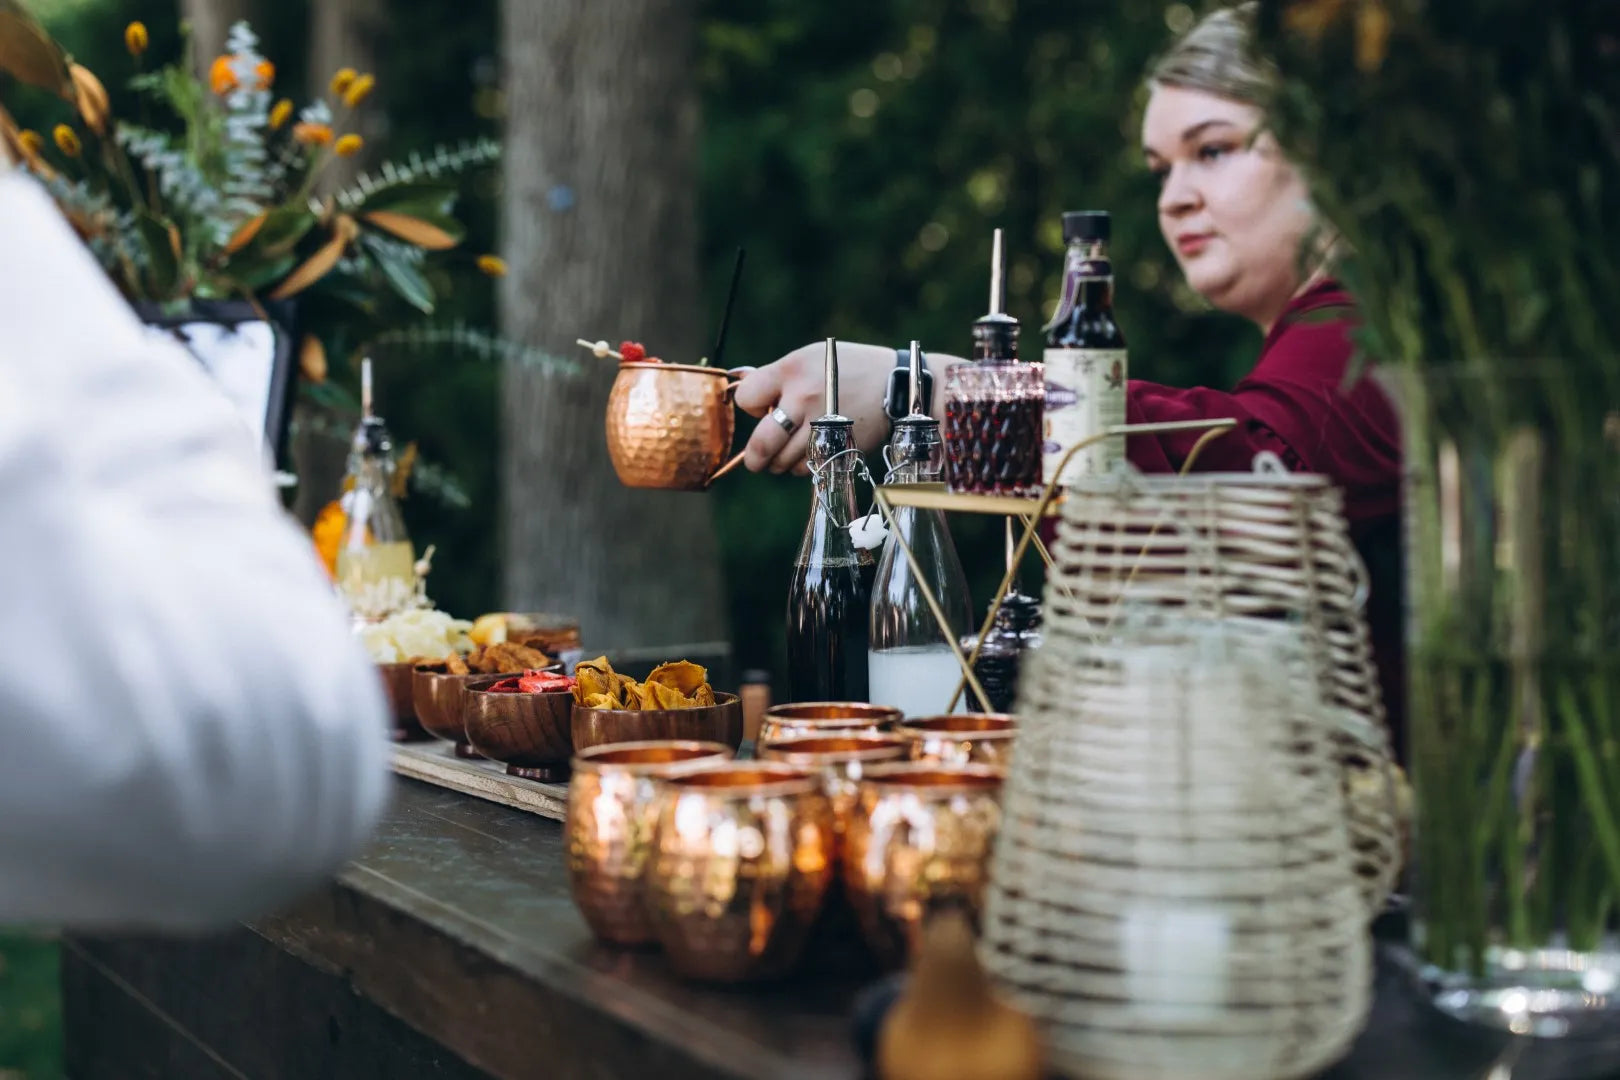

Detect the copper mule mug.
[{"left": 604, "top": 362, "right": 751, "bottom": 491}]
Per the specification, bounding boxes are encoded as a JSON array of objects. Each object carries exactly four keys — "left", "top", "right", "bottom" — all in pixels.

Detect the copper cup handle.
[{"left": 702, "top": 369, "right": 757, "bottom": 487}]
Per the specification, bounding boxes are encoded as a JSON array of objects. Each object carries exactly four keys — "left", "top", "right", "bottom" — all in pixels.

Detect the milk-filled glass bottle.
[{"left": 869, "top": 341, "right": 974, "bottom": 716}]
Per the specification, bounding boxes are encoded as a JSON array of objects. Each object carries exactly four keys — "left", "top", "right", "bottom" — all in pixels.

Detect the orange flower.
[
  {"left": 209, "top": 54, "right": 275, "bottom": 95},
  {"left": 17, "top": 130, "right": 43, "bottom": 156},
  {"left": 311, "top": 500, "right": 347, "bottom": 577},
  {"left": 292, "top": 122, "right": 334, "bottom": 147},
  {"left": 209, "top": 55, "right": 236, "bottom": 94},
  {"left": 124, "top": 21, "right": 148, "bottom": 57},
  {"left": 342, "top": 73, "right": 375, "bottom": 108},
  {"left": 268, "top": 98, "right": 293, "bottom": 130},
  {"left": 476, "top": 254, "right": 507, "bottom": 277},
  {"left": 334, "top": 133, "right": 363, "bottom": 157},
  {"left": 330, "top": 68, "right": 358, "bottom": 96}
]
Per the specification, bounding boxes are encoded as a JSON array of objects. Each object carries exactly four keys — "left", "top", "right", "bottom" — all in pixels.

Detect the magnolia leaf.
[
  {"left": 268, "top": 217, "right": 355, "bottom": 300},
  {"left": 362, "top": 209, "right": 463, "bottom": 250},
  {"left": 299, "top": 335, "right": 328, "bottom": 383},
  {"left": 373, "top": 247, "right": 436, "bottom": 314},
  {"left": 69, "top": 63, "right": 109, "bottom": 134},
  {"left": 0, "top": 1, "right": 71, "bottom": 98},
  {"left": 233, "top": 253, "right": 299, "bottom": 291},
  {"left": 356, "top": 181, "right": 457, "bottom": 216},
  {"left": 308, "top": 271, "right": 379, "bottom": 314},
  {"left": 134, "top": 210, "right": 178, "bottom": 299},
  {"left": 255, "top": 206, "right": 318, "bottom": 256},
  {"left": 299, "top": 377, "right": 357, "bottom": 411},
  {"left": 223, "top": 211, "right": 268, "bottom": 255}
]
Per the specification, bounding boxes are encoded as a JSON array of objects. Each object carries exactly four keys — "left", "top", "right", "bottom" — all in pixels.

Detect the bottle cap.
[{"left": 1061, "top": 210, "right": 1110, "bottom": 244}]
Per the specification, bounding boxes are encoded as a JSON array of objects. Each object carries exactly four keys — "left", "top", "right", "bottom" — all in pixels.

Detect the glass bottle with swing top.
[
  {"left": 867, "top": 341, "right": 975, "bottom": 716},
  {"left": 335, "top": 359, "right": 416, "bottom": 620},
  {"left": 785, "top": 339, "right": 875, "bottom": 703}
]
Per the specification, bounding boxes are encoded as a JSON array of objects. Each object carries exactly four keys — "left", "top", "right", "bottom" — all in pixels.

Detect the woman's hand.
[{"left": 733, "top": 341, "right": 896, "bottom": 474}]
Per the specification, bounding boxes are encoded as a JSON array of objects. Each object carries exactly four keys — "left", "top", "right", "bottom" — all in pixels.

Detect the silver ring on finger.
[{"left": 769, "top": 406, "right": 798, "bottom": 435}]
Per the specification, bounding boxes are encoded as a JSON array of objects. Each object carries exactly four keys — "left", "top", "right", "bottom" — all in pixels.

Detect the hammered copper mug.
[
  {"left": 843, "top": 762, "right": 1005, "bottom": 969},
  {"left": 566, "top": 740, "right": 733, "bottom": 946},
  {"left": 604, "top": 362, "right": 750, "bottom": 491},
  {"left": 896, "top": 713, "right": 1019, "bottom": 767},
  {"left": 758, "top": 733, "right": 910, "bottom": 861},
  {"left": 645, "top": 762, "right": 836, "bottom": 982},
  {"left": 757, "top": 702, "right": 903, "bottom": 745}
]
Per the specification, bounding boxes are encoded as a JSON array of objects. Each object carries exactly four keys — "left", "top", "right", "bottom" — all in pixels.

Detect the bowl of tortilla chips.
[{"left": 571, "top": 656, "right": 744, "bottom": 753}]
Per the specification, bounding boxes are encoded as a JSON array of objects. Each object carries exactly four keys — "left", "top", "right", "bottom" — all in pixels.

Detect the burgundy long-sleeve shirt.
[{"left": 1123, "top": 280, "right": 1406, "bottom": 751}]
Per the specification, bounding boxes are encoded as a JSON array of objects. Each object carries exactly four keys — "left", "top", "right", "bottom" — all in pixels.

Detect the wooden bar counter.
[{"left": 60, "top": 777, "right": 1596, "bottom": 1080}]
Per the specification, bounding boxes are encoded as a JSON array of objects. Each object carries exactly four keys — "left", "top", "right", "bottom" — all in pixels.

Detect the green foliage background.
[
  {"left": 17, "top": 0, "right": 1260, "bottom": 685},
  {"left": 0, "top": 2, "right": 1259, "bottom": 1070}
]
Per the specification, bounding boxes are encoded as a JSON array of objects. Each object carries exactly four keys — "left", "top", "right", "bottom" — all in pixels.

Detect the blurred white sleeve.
[{"left": 0, "top": 171, "right": 391, "bottom": 930}]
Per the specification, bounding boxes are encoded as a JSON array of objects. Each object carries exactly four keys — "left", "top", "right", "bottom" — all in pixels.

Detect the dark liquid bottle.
[
  {"left": 1042, "top": 210, "right": 1127, "bottom": 486},
  {"left": 965, "top": 590, "right": 1043, "bottom": 713},
  {"left": 786, "top": 340, "right": 874, "bottom": 702}
]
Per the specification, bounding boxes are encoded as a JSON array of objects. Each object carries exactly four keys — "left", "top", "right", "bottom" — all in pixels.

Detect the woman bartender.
[{"left": 732, "top": 3, "right": 1405, "bottom": 743}]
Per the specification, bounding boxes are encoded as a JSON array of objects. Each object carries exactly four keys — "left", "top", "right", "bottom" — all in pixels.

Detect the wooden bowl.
[
  {"left": 572, "top": 693, "right": 744, "bottom": 755},
  {"left": 413, "top": 662, "right": 563, "bottom": 758},
  {"left": 377, "top": 662, "right": 427, "bottom": 741},
  {"left": 463, "top": 675, "right": 575, "bottom": 781}
]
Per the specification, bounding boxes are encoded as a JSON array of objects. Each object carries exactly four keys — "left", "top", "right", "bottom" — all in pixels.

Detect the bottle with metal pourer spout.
[
  {"left": 869, "top": 341, "right": 974, "bottom": 716},
  {"left": 785, "top": 339, "right": 875, "bottom": 702},
  {"left": 943, "top": 228, "right": 1045, "bottom": 496},
  {"left": 335, "top": 359, "right": 416, "bottom": 620}
]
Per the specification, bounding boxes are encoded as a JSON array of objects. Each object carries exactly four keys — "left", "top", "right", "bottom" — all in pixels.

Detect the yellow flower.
[
  {"left": 476, "top": 254, "right": 507, "bottom": 277},
  {"left": 269, "top": 99, "right": 294, "bottom": 130},
  {"left": 330, "top": 67, "right": 358, "bottom": 97},
  {"left": 293, "top": 122, "right": 334, "bottom": 147},
  {"left": 124, "top": 21, "right": 148, "bottom": 57},
  {"left": 17, "top": 130, "right": 43, "bottom": 156},
  {"left": 52, "top": 124, "right": 80, "bottom": 158},
  {"left": 1354, "top": 0, "right": 1392, "bottom": 72},
  {"left": 343, "top": 73, "right": 376, "bottom": 108},
  {"left": 334, "top": 133, "right": 364, "bottom": 157}
]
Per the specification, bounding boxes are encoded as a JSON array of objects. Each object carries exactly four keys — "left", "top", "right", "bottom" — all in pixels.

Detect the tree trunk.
[
  {"left": 307, "top": 0, "right": 385, "bottom": 193},
  {"left": 499, "top": 0, "right": 728, "bottom": 654},
  {"left": 179, "top": 0, "right": 255, "bottom": 74}
]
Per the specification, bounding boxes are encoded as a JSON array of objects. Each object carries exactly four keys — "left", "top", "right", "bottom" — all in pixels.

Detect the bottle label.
[{"left": 1041, "top": 348, "right": 1127, "bottom": 485}]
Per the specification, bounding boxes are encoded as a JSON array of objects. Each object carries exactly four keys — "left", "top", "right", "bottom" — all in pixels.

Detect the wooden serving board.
[{"left": 390, "top": 742, "right": 568, "bottom": 822}]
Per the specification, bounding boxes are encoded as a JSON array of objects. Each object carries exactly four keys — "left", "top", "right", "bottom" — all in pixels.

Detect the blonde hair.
[{"left": 1149, "top": 3, "right": 1272, "bottom": 107}]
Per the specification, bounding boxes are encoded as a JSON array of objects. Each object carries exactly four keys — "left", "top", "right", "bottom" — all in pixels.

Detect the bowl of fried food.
[
  {"left": 412, "top": 640, "right": 559, "bottom": 756},
  {"left": 358, "top": 609, "right": 474, "bottom": 741},
  {"left": 571, "top": 656, "right": 743, "bottom": 753},
  {"left": 463, "top": 668, "right": 579, "bottom": 780}
]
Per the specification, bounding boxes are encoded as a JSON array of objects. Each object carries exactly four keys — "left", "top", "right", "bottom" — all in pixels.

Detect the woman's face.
[{"left": 1142, "top": 84, "right": 1316, "bottom": 330}]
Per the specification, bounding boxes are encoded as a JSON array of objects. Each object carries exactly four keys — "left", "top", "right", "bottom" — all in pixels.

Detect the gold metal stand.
[{"left": 874, "top": 417, "right": 1238, "bottom": 712}]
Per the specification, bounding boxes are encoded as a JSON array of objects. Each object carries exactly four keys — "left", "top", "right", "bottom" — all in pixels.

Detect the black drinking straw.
[{"left": 709, "top": 247, "right": 746, "bottom": 368}]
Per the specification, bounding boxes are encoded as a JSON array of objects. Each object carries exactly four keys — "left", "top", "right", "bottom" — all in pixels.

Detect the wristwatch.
[{"left": 884, "top": 346, "right": 934, "bottom": 421}]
